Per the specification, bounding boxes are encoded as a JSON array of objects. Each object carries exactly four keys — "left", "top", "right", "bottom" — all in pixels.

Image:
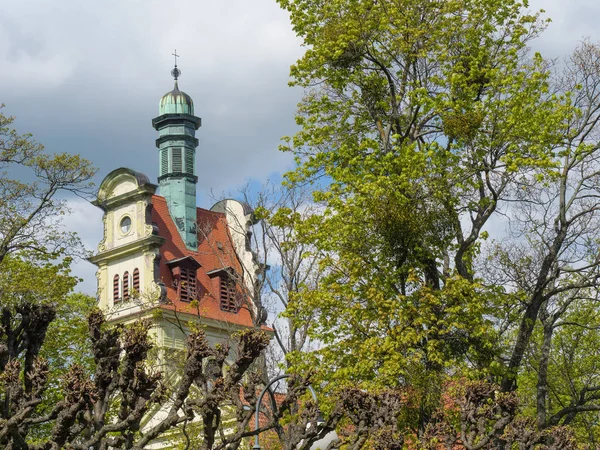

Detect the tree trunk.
[{"left": 537, "top": 312, "right": 553, "bottom": 428}]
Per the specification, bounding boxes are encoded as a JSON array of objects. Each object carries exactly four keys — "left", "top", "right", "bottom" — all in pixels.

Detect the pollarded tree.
[{"left": 0, "top": 296, "right": 275, "bottom": 449}]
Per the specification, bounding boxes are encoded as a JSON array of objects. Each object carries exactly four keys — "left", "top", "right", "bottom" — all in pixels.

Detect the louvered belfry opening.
[
  {"left": 185, "top": 148, "right": 194, "bottom": 174},
  {"left": 132, "top": 268, "right": 140, "bottom": 295},
  {"left": 123, "top": 271, "right": 130, "bottom": 300},
  {"left": 172, "top": 147, "right": 182, "bottom": 172},
  {"left": 113, "top": 274, "right": 120, "bottom": 303},
  {"left": 160, "top": 149, "right": 168, "bottom": 176},
  {"left": 220, "top": 275, "right": 239, "bottom": 313}
]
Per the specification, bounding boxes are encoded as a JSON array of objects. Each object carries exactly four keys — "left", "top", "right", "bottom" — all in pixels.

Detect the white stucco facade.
[{"left": 89, "top": 168, "right": 164, "bottom": 316}]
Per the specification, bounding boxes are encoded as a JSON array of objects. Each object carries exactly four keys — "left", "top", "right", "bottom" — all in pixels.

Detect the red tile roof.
[{"left": 151, "top": 194, "right": 255, "bottom": 328}]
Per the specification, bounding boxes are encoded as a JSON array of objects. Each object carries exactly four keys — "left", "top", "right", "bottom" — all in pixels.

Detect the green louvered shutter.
[{"left": 172, "top": 148, "right": 182, "bottom": 172}]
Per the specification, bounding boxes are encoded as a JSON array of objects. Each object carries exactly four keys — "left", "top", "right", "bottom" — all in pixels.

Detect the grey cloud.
[
  {"left": 528, "top": 0, "right": 600, "bottom": 57},
  {"left": 1, "top": 0, "right": 303, "bottom": 194}
]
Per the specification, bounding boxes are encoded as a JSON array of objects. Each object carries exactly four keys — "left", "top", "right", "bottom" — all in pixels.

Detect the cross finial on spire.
[{"left": 171, "top": 49, "right": 181, "bottom": 81}]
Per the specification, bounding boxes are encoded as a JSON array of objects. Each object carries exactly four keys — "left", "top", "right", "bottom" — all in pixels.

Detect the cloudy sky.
[{"left": 1, "top": 0, "right": 599, "bottom": 294}]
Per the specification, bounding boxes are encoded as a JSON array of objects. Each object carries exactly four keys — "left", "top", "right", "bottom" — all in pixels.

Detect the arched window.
[
  {"left": 132, "top": 268, "right": 140, "bottom": 295},
  {"left": 123, "top": 271, "right": 130, "bottom": 300},
  {"left": 113, "top": 274, "right": 120, "bottom": 303}
]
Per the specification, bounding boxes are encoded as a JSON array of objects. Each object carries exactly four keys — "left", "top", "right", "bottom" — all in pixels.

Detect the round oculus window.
[{"left": 120, "top": 216, "right": 132, "bottom": 234}]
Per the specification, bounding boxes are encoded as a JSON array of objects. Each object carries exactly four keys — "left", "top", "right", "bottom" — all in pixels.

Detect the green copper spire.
[{"left": 152, "top": 53, "right": 201, "bottom": 250}]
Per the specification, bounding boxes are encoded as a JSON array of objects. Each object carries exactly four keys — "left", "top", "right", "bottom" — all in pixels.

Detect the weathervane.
[{"left": 171, "top": 49, "right": 181, "bottom": 81}]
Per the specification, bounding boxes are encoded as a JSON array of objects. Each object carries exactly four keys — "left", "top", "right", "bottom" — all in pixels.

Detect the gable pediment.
[{"left": 94, "top": 168, "right": 157, "bottom": 209}]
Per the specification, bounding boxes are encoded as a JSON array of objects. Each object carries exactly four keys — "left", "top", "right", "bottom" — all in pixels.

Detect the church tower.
[
  {"left": 90, "top": 55, "right": 261, "bottom": 332},
  {"left": 152, "top": 60, "right": 201, "bottom": 250}
]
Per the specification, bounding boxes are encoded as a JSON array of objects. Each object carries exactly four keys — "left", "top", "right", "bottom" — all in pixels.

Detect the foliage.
[
  {"left": 0, "top": 104, "right": 95, "bottom": 264},
  {"left": 417, "top": 380, "right": 579, "bottom": 449},
  {"left": 275, "top": 0, "right": 600, "bottom": 444},
  {"left": 278, "top": 0, "right": 557, "bottom": 392},
  {"left": 0, "top": 255, "right": 95, "bottom": 442},
  {"left": 265, "top": 380, "right": 579, "bottom": 449},
  {"left": 243, "top": 183, "right": 325, "bottom": 375}
]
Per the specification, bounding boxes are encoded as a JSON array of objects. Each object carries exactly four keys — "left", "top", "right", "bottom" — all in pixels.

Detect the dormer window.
[
  {"left": 219, "top": 275, "right": 239, "bottom": 313},
  {"left": 180, "top": 267, "right": 197, "bottom": 302},
  {"left": 165, "top": 256, "right": 201, "bottom": 303},
  {"left": 207, "top": 267, "right": 241, "bottom": 314}
]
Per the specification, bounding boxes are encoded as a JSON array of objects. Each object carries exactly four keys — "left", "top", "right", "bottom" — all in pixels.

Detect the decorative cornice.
[
  {"left": 165, "top": 255, "right": 201, "bottom": 269},
  {"left": 157, "top": 173, "right": 198, "bottom": 183},
  {"left": 88, "top": 235, "right": 165, "bottom": 265},
  {"left": 152, "top": 113, "right": 201, "bottom": 130},
  {"left": 106, "top": 306, "right": 257, "bottom": 335},
  {"left": 206, "top": 266, "right": 233, "bottom": 278},
  {"left": 93, "top": 185, "right": 157, "bottom": 211},
  {"left": 155, "top": 134, "right": 199, "bottom": 148}
]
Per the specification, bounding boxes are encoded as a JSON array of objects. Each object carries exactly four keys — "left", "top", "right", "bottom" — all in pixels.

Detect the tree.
[
  {"left": 201, "top": 184, "right": 324, "bottom": 373},
  {"left": 278, "top": 0, "right": 555, "bottom": 389},
  {"left": 0, "top": 105, "right": 95, "bottom": 264},
  {"left": 0, "top": 106, "right": 97, "bottom": 443},
  {"left": 476, "top": 39, "right": 600, "bottom": 438},
  {"left": 0, "top": 300, "right": 277, "bottom": 449},
  {"left": 276, "top": 0, "right": 600, "bottom": 442},
  {"left": 250, "top": 183, "right": 323, "bottom": 372}
]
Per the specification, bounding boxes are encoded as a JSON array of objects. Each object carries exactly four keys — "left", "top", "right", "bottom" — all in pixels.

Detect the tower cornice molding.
[
  {"left": 157, "top": 173, "right": 198, "bottom": 183},
  {"left": 152, "top": 114, "right": 201, "bottom": 130},
  {"left": 88, "top": 235, "right": 165, "bottom": 265},
  {"left": 155, "top": 134, "right": 199, "bottom": 148}
]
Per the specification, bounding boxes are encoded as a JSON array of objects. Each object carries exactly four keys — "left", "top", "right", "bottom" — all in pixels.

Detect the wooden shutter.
[
  {"left": 180, "top": 267, "right": 197, "bottom": 302},
  {"left": 220, "top": 276, "right": 238, "bottom": 313},
  {"left": 123, "top": 271, "right": 129, "bottom": 300},
  {"left": 113, "top": 275, "right": 120, "bottom": 303},
  {"left": 133, "top": 268, "right": 140, "bottom": 294}
]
